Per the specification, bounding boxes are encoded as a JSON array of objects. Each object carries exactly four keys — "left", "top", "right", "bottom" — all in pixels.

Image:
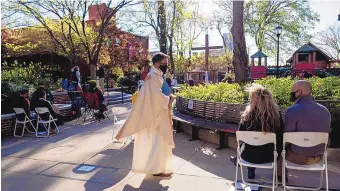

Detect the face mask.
[
  {"left": 290, "top": 91, "right": 299, "bottom": 102},
  {"left": 159, "top": 65, "right": 168, "bottom": 74}
]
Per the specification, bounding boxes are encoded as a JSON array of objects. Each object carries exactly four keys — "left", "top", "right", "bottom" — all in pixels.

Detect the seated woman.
[
  {"left": 88, "top": 80, "right": 108, "bottom": 119},
  {"left": 230, "top": 85, "right": 284, "bottom": 180}
]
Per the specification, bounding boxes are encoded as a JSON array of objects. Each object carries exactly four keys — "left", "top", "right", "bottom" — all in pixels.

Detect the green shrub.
[
  {"left": 255, "top": 78, "right": 294, "bottom": 108},
  {"left": 176, "top": 83, "right": 245, "bottom": 103},
  {"left": 177, "top": 77, "right": 340, "bottom": 108},
  {"left": 1, "top": 61, "right": 61, "bottom": 91},
  {"left": 111, "top": 66, "right": 124, "bottom": 82}
]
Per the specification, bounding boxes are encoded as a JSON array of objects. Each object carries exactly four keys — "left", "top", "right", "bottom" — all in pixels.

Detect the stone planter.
[{"left": 176, "top": 96, "right": 246, "bottom": 124}]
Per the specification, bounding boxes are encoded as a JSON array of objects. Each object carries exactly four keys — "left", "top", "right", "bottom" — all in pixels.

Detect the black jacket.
[
  {"left": 31, "top": 99, "right": 58, "bottom": 120},
  {"left": 239, "top": 111, "right": 284, "bottom": 164},
  {"left": 31, "top": 89, "right": 54, "bottom": 103},
  {"left": 97, "top": 66, "right": 105, "bottom": 78}
]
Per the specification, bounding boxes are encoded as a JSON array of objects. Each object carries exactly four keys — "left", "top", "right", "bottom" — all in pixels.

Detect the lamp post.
[{"left": 276, "top": 26, "right": 282, "bottom": 78}]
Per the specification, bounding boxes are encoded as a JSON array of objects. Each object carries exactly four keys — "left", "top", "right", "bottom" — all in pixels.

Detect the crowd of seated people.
[
  {"left": 230, "top": 80, "right": 331, "bottom": 183},
  {"left": 12, "top": 86, "right": 66, "bottom": 134}
]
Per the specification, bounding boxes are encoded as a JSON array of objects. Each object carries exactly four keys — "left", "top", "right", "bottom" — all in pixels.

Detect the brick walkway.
[{"left": 2, "top": 103, "right": 340, "bottom": 191}]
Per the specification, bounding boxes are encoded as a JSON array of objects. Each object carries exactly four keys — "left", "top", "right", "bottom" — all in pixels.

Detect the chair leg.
[
  {"left": 282, "top": 151, "right": 286, "bottom": 191},
  {"left": 325, "top": 157, "right": 329, "bottom": 191},
  {"left": 272, "top": 159, "right": 276, "bottom": 191},
  {"left": 53, "top": 121, "right": 59, "bottom": 133},
  {"left": 26, "top": 121, "right": 35, "bottom": 133},
  {"left": 21, "top": 123, "right": 26, "bottom": 137},
  {"left": 36, "top": 120, "right": 39, "bottom": 137},
  {"left": 234, "top": 151, "right": 239, "bottom": 189},
  {"left": 46, "top": 123, "right": 51, "bottom": 138},
  {"left": 14, "top": 121, "right": 20, "bottom": 137},
  {"left": 105, "top": 112, "right": 110, "bottom": 120}
]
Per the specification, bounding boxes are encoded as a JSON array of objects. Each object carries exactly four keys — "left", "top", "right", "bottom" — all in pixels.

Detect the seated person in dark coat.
[
  {"left": 12, "top": 88, "right": 32, "bottom": 121},
  {"left": 31, "top": 90, "right": 64, "bottom": 126},
  {"left": 230, "top": 85, "right": 284, "bottom": 180},
  {"left": 31, "top": 82, "right": 54, "bottom": 103},
  {"left": 31, "top": 82, "right": 61, "bottom": 114}
]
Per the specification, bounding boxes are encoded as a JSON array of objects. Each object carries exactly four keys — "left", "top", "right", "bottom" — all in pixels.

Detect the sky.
[{"left": 146, "top": 0, "right": 340, "bottom": 65}]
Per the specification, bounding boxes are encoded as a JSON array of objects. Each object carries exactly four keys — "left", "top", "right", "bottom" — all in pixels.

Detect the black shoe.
[
  {"left": 229, "top": 156, "right": 239, "bottom": 167},
  {"left": 248, "top": 168, "right": 255, "bottom": 179}
]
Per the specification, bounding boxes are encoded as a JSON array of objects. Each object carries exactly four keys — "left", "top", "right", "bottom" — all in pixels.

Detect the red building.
[
  {"left": 88, "top": 4, "right": 149, "bottom": 66},
  {"left": 286, "top": 43, "right": 332, "bottom": 69}
]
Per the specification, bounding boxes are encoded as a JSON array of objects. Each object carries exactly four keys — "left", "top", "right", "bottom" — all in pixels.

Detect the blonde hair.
[{"left": 241, "top": 84, "right": 280, "bottom": 132}]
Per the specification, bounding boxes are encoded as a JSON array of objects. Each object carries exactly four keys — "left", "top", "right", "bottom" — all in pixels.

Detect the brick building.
[{"left": 88, "top": 4, "right": 149, "bottom": 67}]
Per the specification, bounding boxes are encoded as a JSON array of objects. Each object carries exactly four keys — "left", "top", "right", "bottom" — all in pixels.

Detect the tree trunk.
[
  {"left": 158, "top": 0, "right": 167, "bottom": 54},
  {"left": 232, "top": 1, "right": 248, "bottom": 83},
  {"left": 89, "top": 64, "right": 97, "bottom": 80},
  {"left": 168, "top": 0, "right": 177, "bottom": 74}
]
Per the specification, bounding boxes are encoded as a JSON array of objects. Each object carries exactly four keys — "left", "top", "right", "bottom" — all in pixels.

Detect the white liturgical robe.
[{"left": 115, "top": 67, "right": 174, "bottom": 174}]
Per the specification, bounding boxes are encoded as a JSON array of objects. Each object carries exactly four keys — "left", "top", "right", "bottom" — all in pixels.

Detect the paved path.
[{"left": 2, "top": 103, "right": 340, "bottom": 191}]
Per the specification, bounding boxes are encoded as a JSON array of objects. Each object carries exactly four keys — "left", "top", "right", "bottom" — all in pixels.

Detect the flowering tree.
[{"left": 3, "top": 0, "right": 135, "bottom": 79}]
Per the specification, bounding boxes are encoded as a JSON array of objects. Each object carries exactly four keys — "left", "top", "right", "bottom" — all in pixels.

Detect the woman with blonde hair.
[{"left": 230, "top": 84, "right": 284, "bottom": 180}]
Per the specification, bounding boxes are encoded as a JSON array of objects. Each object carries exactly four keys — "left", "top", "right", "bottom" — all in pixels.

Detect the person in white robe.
[{"left": 115, "top": 52, "right": 175, "bottom": 177}]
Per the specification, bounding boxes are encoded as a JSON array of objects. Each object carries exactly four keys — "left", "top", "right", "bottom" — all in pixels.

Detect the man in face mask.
[
  {"left": 278, "top": 80, "right": 331, "bottom": 182},
  {"left": 116, "top": 52, "right": 175, "bottom": 177}
]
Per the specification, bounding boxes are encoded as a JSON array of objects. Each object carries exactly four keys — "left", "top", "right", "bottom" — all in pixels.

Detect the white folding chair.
[
  {"left": 111, "top": 107, "right": 120, "bottom": 140},
  {"left": 282, "top": 132, "right": 329, "bottom": 191},
  {"left": 235, "top": 131, "right": 278, "bottom": 191},
  {"left": 13, "top": 108, "right": 37, "bottom": 137},
  {"left": 35, "top": 107, "right": 59, "bottom": 138}
]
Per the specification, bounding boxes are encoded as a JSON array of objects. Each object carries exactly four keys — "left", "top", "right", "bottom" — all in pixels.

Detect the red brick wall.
[
  {"left": 89, "top": 3, "right": 107, "bottom": 22},
  {"left": 1, "top": 118, "right": 16, "bottom": 137}
]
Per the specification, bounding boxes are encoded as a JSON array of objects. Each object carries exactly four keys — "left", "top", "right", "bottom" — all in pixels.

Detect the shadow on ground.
[{"left": 2, "top": 103, "right": 340, "bottom": 190}]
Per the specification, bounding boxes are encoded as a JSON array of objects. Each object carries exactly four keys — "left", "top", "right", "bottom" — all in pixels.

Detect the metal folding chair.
[
  {"left": 235, "top": 131, "right": 278, "bottom": 191},
  {"left": 35, "top": 107, "right": 59, "bottom": 138},
  {"left": 13, "top": 108, "right": 37, "bottom": 137},
  {"left": 111, "top": 107, "right": 121, "bottom": 140},
  {"left": 81, "top": 92, "right": 110, "bottom": 123},
  {"left": 282, "top": 132, "right": 329, "bottom": 191}
]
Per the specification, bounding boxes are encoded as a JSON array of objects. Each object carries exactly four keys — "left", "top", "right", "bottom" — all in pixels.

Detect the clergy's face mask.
[{"left": 159, "top": 59, "right": 168, "bottom": 74}]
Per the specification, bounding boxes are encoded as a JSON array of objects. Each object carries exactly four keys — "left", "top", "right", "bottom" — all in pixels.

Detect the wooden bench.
[
  {"left": 173, "top": 110, "right": 238, "bottom": 149},
  {"left": 172, "top": 96, "right": 246, "bottom": 149}
]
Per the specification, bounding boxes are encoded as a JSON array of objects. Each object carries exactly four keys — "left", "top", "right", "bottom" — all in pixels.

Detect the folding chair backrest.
[
  {"left": 35, "top": 107, "right": 50, "bottom": 115},
  {"left": 236, "top": 131, "right": 276, "bottom": 148},
  {"left": 13, "top": 108, "right": 26, "bottom": 115},
  {"left": 283, "top": 132, "right": 328, "bottom": 148}
]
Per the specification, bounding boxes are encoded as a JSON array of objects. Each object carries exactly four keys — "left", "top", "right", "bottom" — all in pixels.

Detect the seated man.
[
  {"left": 280, "top": 80, "right": 331, "bottom": 180},
  {"left": 12, "top": 88, "right": 32, "bottom": 121},
  {"left": 31, "top": 82, "right": 54, "bottom": 103},
  {"left": 31, "top": 82, "right": 60, "bottom": 113},
  {"left": 31, "top": 90, "right": 65, "bottom": 126}
]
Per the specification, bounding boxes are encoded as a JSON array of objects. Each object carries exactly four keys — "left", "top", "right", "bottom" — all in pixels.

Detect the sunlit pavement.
[{"left": 2, "top": 103, "right": 340, "bottom": 191}]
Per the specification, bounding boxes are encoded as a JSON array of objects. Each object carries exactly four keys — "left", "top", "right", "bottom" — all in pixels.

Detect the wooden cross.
[{"left": 192, "top": 34, "right": 224, "bottom": 71}]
